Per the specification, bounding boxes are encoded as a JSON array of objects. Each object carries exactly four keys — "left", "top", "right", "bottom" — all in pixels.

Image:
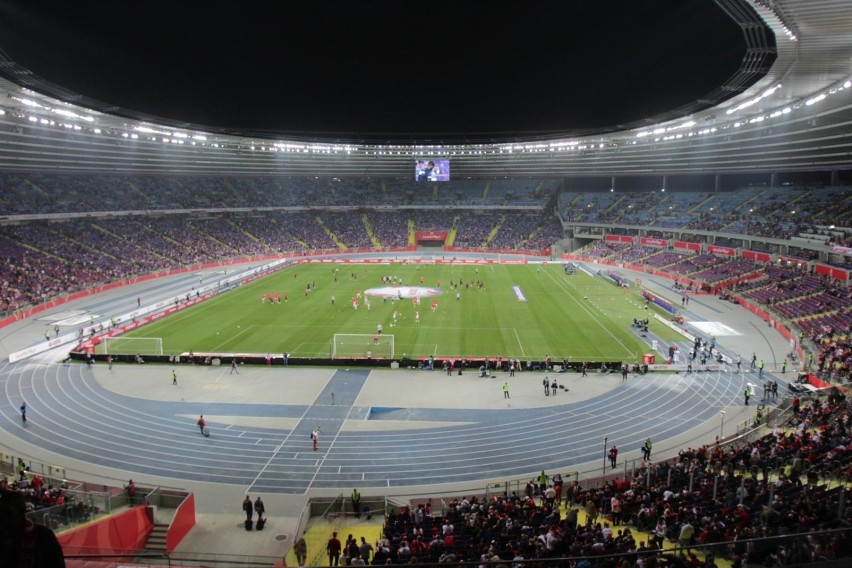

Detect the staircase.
[
  {"left": 446, "top": 215, "right": 460, "bottom": 246},
  {"left": 144, "top": 523, "right": 169, "bottom": 554},
  {"left": 484, "top": 214, "right": 507, "bottom": 246},
  {"left": 315, "top": 215, "right": 346, "bottom": 250},
  {"left": 687, "top": 194, "right": 715, "bottom": 214},
  {"left": 362, "top": 214, "right": 382, "bottom": 248},
  {"left": 227, "top": 218, "right": 270, "bottom": 252},
  {"left": 407, "top": 218, "right": 415, "bottom": 246},
  {"left": 734, "top": 189, "right": 764, "bottom": 214}
]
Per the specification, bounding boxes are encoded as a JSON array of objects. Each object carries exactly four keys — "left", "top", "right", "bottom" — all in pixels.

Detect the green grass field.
[{"left": 109, "top": 263, "right": 685, "bottom": 362}]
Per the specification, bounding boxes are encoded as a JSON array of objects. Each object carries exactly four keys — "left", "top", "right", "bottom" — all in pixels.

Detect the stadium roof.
[
  {"left": 0, "top": 0, "right": 850, "bottom": 177},
  {"left": 0, "top": 1, "right": 754, "bottom": 142}
]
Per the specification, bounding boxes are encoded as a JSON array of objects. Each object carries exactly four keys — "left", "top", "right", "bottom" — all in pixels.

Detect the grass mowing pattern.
[{"left": 117, "top": 263, "right": 685, "bottom": 362}]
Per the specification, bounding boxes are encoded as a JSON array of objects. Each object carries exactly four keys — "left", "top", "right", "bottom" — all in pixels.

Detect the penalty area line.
[{"left": 513, "top": 328, "right": 526, "bottom": 357}]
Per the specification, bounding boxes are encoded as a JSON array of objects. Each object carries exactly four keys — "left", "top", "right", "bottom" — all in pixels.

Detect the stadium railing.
[{"left": 60, "top": 527, "right": 852, "bottom": 568}]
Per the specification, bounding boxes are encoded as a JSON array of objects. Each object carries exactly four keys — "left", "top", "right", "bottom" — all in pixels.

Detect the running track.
[{"left": 0, "top": 357, "right": 749, "bottom": 494}]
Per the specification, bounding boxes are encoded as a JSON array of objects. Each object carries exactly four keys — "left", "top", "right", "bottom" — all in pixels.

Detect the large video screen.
[{"left": 414, "top": 159, "right": 450, "bottom": 182}]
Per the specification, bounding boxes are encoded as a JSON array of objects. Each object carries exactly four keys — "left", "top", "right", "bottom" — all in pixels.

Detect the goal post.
[
  {"left": 332, "top": 334, "right": 394, "bottom": 359},
  {"left": 101, "top": 336, "right": 164, "bottom": 355}
]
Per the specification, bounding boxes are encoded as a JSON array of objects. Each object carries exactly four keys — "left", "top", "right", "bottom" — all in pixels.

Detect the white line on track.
[
  {"left": 305, "top": 401, "right": 359, "bottom": 493},
  {"left": 247, "top": 371, "right": 338, "bottom": 493}
]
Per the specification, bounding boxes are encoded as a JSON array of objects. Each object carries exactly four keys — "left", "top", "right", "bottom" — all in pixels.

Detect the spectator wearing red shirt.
[{"left": 326, "top": 531, "right": 341, "bottom": 566}]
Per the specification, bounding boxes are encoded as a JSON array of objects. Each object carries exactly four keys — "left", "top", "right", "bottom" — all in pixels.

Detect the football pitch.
[{"left": 112, "top": 263, "right": 684, "bottom": 362}]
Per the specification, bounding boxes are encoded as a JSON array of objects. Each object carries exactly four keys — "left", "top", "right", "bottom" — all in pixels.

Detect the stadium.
[{"left": 0, "top": 1, "right": 850, "bottom": 567}]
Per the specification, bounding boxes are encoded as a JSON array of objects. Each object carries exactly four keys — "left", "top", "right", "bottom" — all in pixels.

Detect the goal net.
[
  {"left": 332, "top": 334, "right": 394, "bottom": 359},
  {"left": 101, "top": 336, "right": 164, "bottom": 355}
]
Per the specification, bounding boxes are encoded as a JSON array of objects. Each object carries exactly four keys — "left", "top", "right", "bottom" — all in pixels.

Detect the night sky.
[{"left": 0, "top": 1, "right": 748, "bottom": 141}]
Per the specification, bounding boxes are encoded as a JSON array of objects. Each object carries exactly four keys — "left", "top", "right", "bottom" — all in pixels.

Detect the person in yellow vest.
[
  {"left": 537, "top": 470, "right": 549, "bottom": 494},
  {"left": 642, "top": 438, "right": 653, "bottom": 461}
]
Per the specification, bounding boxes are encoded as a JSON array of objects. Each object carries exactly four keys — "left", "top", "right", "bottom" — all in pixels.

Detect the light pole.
[
  {"left": 602, "top": 436, "right": 608, "bottom": 484},
  {"left": 719, "top": 410, "right": 726, "bottom": 440}
]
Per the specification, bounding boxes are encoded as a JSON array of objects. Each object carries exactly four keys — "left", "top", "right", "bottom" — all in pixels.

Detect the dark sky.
[{"left": 0, "top": 1, "right": 748, "bottom": 142}]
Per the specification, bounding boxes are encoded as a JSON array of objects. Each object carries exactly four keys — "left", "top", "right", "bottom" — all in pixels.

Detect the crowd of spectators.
[
  {"left": 691, "top": 259, "right": 760, "bottom": 285},
  {"left": 452, "top": 215, "right": 495, "bottom": 249},
  {"left": 452, "top": 213, "right": 563, "bottom": 251},
  {"left": 741, "top": 274, "right": 828, "bottom": 307},
  {"left": 0, "top": 173, "right": 557, "bottom": 214},
  {"left": 319, "top": 212, "right": 375, "bottom": 250},
  {"left": 560, "top": 185, "right": 852, "bottom": 243},
  {"left": 738, "top": 268, "right": 852, "bottom": 383},
  {"left": 366, "top": 212, "right": 410, "bottom": 250},
  {"left": 0, "top": 209, "right": 562, "bottom": 314},
  {"left": 579, "top": 241, "right": 633, "bottom": 260},
  {"left": 663, "top": 253, "right": 727, "bottom": 279},
  {"left": 573, "top": 243, "right": 851, "bottom": 382},
  {"left": 375, "top": 393, "right": 850, "bottom": 566},
  {"left": 7, "top": 395, "right": 848, "bottom": 565},
  {"left": 797, "top": 311, "right": 852, "bottom": 381},
  {"left": 3, "top": 174, "right": 851, "bottom": 383},
  {"left": 3, "top": 359, "right": 849, "bottom": 567},
  {"left": 1, "top": 461, "right": 98, "bottom": 530}
]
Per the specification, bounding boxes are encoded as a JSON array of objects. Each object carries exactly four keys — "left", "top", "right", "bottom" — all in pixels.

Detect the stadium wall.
[{"left": 57, "top": 505, "right": 152, "bottom": 557}]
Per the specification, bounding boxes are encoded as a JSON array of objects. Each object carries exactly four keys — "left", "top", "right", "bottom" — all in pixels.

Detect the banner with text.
[
  {"left": 706, "top": 245, "right": 736, "bottom": 256},
  {"left": 415, "top": 231, "right": 448, "bottom": 242},
  {"left": 742, "top": 250, "right": 771, "bottom": 262},
  {"left": 639, "top": 237, "right": 669, "bottom": 247},
  {"left": 605, "top": 235, "right": 635, "bottom": 244},
  {"left": 674, "top": 240, "right": 701, "bottom": 252}
]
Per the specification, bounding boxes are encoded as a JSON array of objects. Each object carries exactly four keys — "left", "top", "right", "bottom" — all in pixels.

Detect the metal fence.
[{"left": 62, "top": 526, "right": 852, "bottom": 568}]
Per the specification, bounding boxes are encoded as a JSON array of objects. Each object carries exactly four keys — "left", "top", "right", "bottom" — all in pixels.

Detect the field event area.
[{"left": 105, "top": 262, "right": 682, "bottom": 363}]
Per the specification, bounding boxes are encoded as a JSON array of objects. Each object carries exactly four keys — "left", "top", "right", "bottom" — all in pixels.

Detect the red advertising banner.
[
  {"left": 674, "top": 240, "right": 701, "bottom": 252},
  {"left": 742, "top": 250, "right": 771, "bottom": 262},
  {"left": 415, "top": 231, "right": 448, "bottom": 242},
  {"left": 605, "top": 235, "right": 634, "bottom": 244},
  {"left": 706, "top": 245, "right": 736, "bottom": 256},
  {"left": 814, "top": 263, "right": 850, "bottom": 281},
  {"left": 639, "top": 237, "right": 669, "bottom": 247}
]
